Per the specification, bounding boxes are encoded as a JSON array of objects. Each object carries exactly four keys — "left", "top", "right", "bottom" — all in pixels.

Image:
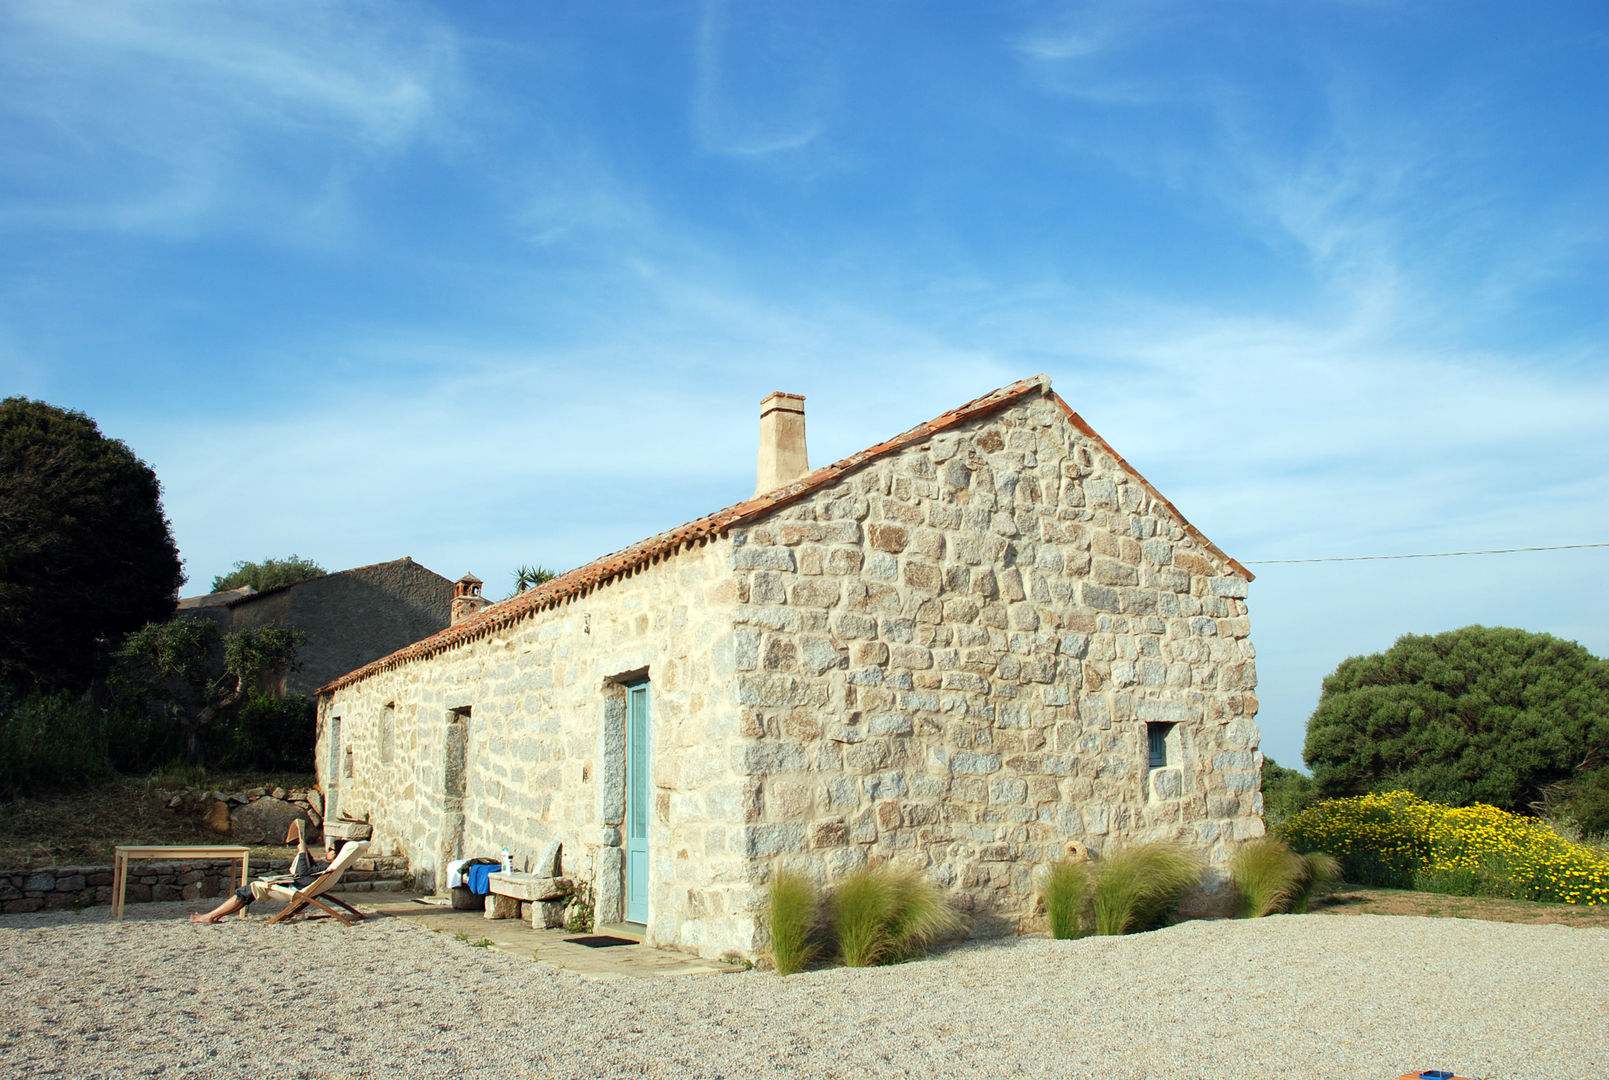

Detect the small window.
[
  {"left": 1147, "top": 722, "right": 1174, "bottom": 768},
  {"left": 381, "top": 702, "right": 395, "bottom": 765}
]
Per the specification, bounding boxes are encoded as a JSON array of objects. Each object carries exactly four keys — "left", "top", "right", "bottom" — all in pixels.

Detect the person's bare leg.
[{"left": 190, "top": 894, "right": 247, "bottom": 923}]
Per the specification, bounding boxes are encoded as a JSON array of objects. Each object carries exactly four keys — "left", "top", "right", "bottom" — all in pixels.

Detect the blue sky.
[{"left": 3, "top": 0, "right": 1606, "bottom": 770}]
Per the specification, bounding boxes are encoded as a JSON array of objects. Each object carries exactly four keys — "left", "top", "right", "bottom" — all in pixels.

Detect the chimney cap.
[{"left": 760, "top": 391, "right": 805, "bottom": 415}]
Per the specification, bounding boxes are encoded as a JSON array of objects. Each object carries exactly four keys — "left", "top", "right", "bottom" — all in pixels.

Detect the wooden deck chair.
[{"left": 264, "top": 840, "right": 371, "bottom": 926}]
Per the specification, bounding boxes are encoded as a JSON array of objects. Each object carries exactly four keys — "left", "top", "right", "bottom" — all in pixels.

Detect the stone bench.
[{"left": 484, "top": 871, "right": 570, "bottom": 928}]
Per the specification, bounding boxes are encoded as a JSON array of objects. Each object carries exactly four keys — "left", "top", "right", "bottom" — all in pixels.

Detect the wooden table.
[{"left": 112, "top": 845, "right": 251, "bottom": 919}]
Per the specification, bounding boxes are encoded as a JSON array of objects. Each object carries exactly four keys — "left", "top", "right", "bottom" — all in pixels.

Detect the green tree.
[
  {"left": 1303, "top": 626, "right": 1609, "bottom": 813},
  {"left": 510, "top": 564, "right": 559, "bottom": 596},
  {"left": 1260, "top": 756, "right": 1318, "bottom": 833},
  {"left": 0, "top": 398, "right": 183, "bottom": 691},
  {"left": 211, "top": 554, "right": 326, "bottom": 593},
  {"left": 114, "top": 618, "right": 306, "bottom": 767}
]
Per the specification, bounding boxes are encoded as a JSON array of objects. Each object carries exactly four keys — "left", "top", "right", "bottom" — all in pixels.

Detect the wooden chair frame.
[{"left": 264, "top": 841, "right": 370, "bottom": 927}]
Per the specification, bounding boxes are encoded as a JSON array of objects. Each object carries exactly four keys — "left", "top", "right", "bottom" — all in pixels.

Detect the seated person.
[{"left": 189, "top": 819, "right": 345, "bottom": 924}]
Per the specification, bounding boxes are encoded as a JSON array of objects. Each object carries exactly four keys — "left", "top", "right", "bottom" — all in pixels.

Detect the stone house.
[
  {"left": 177, "top": 557, "right": 453, "bottom": 696},
  {"left": 315, "top": 376, "right": 1261, "bottom": 959}
]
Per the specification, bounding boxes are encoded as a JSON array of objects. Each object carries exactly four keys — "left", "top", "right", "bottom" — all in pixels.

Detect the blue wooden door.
[{"left": 625, "top": 682, "right": 650, "bottom": 924}]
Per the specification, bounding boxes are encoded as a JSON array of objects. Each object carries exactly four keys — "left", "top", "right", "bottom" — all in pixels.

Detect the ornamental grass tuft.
[
  {"left": 1231, "top": 837, "right": 1302, "bottom": 917},
  {"left": 1230, "top": 838, "right": 1342, "bottom": 917},
  {"left": 767, "top": 869, "right": 820, "bottom": 976},
  {"left": 830, "top": 864, "right": 962, "bottom": 966},
  {"left": 1289, "top": 851, "right": 1341, "bottom": 913},
  {"left": 1090, "top": 842, "right": 1204, "bottom": 936},
  {"left": 1283, "top": 791, "right": 1609, "bottom": 906},
  {"left": 1041, "top": 858, "right": 1094, "bottom": 939}
]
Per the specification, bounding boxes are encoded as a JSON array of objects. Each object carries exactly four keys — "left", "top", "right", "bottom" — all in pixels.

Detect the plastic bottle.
[{"left": 501, "top": 847, "right": 513, "bottom": 874}]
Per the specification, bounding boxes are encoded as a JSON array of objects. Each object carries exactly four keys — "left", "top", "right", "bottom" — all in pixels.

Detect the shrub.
[
  {"left": 229, "top": 693, "right": 316, "bottom": 772},
  {"left": 1090, "top": 842, "right": 1204, "bottom": 935},
  {"left": 1041, "top": 858, "right": 1093, "bottom": 939},
  {"left": 1285, "top": 791, "right": 1609, "bottom": 905},
  {"left": 830, "top": 865, "right": 961, "bottom": 967},
  {"left": 767, "top": 869, "right": 820, "bottom": 975},
  {"left": 0, "top": 685, "right": 114, "bottom": 795},
  {"left": 1561, "top": 769, "right": 1609, "bottom": 839},
  {"left": 1261, "top": 756, "right": 1318, "bottom": 833}
]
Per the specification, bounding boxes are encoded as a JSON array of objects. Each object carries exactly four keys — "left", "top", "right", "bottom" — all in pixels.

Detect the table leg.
[
  {"left": 239, "top": 853, "right": 249, "bottom": 892},
  {"left": 112, "top": 854, "right": 126, "bottom": 920}
]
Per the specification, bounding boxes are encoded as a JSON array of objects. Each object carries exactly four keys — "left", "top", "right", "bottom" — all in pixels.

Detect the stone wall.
[
  {"left": 0, "top": 854, "right": 409, "bottom": 914},
  {"left": 231, "top": 558, "right": 452, "bottom": 695},
  {"left": 318, "top": 538, "right": 751, "bottom": 954},
  {"left": 725, "top": 394, "right": 1261, "bottom": 935}
]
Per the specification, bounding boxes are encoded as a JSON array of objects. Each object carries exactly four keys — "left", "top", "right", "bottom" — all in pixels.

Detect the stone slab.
[{"left": 488, "top": 872, "right": 567, "bottom": 902}]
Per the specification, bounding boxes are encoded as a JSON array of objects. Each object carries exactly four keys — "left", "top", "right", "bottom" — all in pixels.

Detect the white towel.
[{"left": 447, "top": 858, "right": 469, "bottom": 889}]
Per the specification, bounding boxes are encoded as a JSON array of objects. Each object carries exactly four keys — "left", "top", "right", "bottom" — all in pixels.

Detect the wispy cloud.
[
  {"left": 0, "top": 0, "right": 458, "bottom": 236},
  {"left": 692, "top": 0, "right": 832, "bottom": 157}
]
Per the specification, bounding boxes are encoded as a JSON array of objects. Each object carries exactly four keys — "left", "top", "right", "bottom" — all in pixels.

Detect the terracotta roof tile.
[{"left": 318, "top": 376, "right": 1248, "bottom": 695}]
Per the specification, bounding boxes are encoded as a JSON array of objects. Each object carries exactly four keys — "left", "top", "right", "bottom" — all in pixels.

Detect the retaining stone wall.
[{"left": 0, "top": 855, "right": 409, "bottom": 914}]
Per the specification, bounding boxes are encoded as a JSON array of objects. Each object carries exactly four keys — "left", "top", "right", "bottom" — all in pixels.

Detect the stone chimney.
[
  {"left": 451, "top": 573, "right": 489, "bottom": 625},
  {"left": 755, "top": 391, "right": 808, "bottom": 496}
]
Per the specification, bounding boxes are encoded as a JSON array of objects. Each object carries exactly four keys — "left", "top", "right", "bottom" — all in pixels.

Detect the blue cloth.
[{"left": 463, "top": 862, "right": 499, "bottom": 895}]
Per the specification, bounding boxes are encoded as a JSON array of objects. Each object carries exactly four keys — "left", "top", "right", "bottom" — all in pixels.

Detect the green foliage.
[
  {"left": 0, "top": 684, "right": 114, "bottom": 795},
  {"left": 221, "top": 624, "right": 306, "bottom": 695},
  {"left": 211, "top": 555, "right": 326, "bottom": 594},
  {"left": 111, "top": 619, "right": 307, "bottom": 769},
  {"left": 1285, "top": 791, "right": 1608, "bottom": 905},
  {"left": 767, "top": 869, "right": 820, "bottom": 974},
  {"left": 1090, "top": 842, "right": 1205, "bottom": 935},
  {"left": 232, "top": 693, "right": 315, "bottom": 772},
  {"left": 1261, "top": 756, "right": 1318, "bottom": 833},
  {"left": 563, "top": 879, "right": 595, "bottom": 933},
  {"left": 511, "top": 564, "right": 560, "bottom": 596},
  {"left": 829, "top": 864, "right": 962, "bottom": 967},
  {"left": 1229, "top": 838, "right": 1341, "bottom": 917},
  {"left": 1303, "top": 626, "right": 1609, "bottom": 813},
  {"left": 1289, "top": 852, "right": 1342, "bottom": 914},
  {"left": 1555, "top": 769, "right": 1609, "bottom": 839},
  {"left": 1231, "top": 838, "right": 1302, "bottom": 917},
  {"left": 1041, "top": 858, "right": 1093, "bottom": 939},
  {"left": 0, "top": 398, "right": 183, "bottom": 692}
]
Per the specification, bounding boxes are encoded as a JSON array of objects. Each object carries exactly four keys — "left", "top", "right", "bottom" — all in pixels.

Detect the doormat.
[{"left": 564, "top": 935, "right": 639, "bottom": 948}]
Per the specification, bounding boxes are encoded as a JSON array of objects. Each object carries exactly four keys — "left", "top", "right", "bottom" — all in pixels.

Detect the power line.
[{"left": 1246, "top": 542, "right": 1609, "bottom": 565}]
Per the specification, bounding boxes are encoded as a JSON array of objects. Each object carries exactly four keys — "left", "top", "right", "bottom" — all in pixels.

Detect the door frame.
[{"left": 624, "top": 679, "right": 650, "bottom": 925}]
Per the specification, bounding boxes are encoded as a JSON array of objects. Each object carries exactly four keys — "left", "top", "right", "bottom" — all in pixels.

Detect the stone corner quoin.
[{"left": 316, "top": 387, "right": 1262, "bottom": 960}]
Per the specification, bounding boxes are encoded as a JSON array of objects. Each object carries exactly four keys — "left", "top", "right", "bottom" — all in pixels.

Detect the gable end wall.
[{"left": 727, "top": 391, "right": 1262, "bottom": 937}]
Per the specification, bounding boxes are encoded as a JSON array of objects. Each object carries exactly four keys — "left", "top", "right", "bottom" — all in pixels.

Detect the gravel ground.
[{"left": 1, "top": 902, "right": 1604, "bottom": 1080}]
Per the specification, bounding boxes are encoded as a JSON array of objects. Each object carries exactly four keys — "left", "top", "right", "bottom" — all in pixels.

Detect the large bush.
[
  {"left": 1285, "top": 791, "right": 1609, "bottom": 905},
  {"left": 0, "top": 685, "right": 114, "bottom": 795},
  {"left": 1303, "top": 626, "right": 1609, "bottom": 812},
  {"left": 0, "top": 398, "right": 183, "bottom": 692}
]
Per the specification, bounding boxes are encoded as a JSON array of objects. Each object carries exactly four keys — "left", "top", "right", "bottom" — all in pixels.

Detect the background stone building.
[
  {"left": 316, "top": 376, "right": 1261, "bottom": 959},
  {"left": 177, "top": 557, "right": 453, "bottom": 695}
]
